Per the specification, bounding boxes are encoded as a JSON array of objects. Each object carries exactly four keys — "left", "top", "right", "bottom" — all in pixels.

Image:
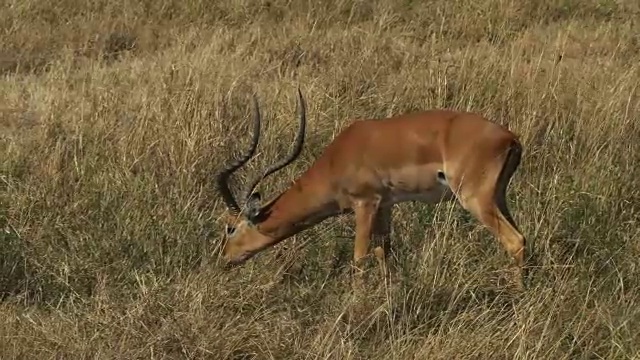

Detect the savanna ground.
[{"left": 1, "top": 0, "right": 640, "bottom": 358}]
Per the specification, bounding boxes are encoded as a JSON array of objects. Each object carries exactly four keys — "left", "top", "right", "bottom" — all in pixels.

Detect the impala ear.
[{"left": 244, "top": 192, "right": 262, "bottom": 221}]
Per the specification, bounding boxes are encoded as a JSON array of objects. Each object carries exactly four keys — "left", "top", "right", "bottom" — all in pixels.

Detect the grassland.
[{"left": 1, "top": 0, "right": 640, "bottom": 358}]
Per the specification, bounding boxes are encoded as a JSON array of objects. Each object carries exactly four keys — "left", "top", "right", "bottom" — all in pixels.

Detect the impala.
[{"left": 216, "top": 88, "right": 527, "bottom": 289}]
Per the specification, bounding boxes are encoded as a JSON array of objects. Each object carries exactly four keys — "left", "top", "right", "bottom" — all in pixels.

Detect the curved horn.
[
  {"left": 242, "top": 87, "right": 307, "bottom": 202},
  {"left": 215, "top": 94, "right": 262, "bottom": 214}
]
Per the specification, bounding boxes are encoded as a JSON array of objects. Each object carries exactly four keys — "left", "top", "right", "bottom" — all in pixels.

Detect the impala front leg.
[{"left": 351, "top": 196, "right": 381, "bottom": 288}]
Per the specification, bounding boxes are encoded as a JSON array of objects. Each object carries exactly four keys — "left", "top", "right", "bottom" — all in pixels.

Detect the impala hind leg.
[
  {"left": 451, "top": 145, "right": 526, "bottom": 289},
  {"left": 464, "top": 195, "right": 526, "bottom": 289}
]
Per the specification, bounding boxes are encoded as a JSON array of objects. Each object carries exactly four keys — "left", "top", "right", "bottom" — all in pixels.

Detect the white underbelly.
[
  {"left": 383, "top": 183, "right": 455, "bottom": 206},
  {"left": 380, "top": 164, "right": 454, "bottom": 206}
]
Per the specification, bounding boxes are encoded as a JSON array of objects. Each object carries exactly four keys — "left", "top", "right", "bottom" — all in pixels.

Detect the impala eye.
[{"left": 225, "top": 225, "right": 236, "bottom": 236}]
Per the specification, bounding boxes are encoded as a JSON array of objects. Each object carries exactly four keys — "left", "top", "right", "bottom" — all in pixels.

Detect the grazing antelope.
[{"left": 216, "top": 88, "right": 527, "bottom": 289}]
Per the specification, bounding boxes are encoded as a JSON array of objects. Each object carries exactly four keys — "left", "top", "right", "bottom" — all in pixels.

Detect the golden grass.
[{"left": 2, "top": 0, "right": 640, "bottom": 358}]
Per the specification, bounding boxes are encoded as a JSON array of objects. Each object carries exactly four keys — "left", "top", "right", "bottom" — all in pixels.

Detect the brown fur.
[{"left": 220, "top": 107, "right": 527, "bottom": 289}]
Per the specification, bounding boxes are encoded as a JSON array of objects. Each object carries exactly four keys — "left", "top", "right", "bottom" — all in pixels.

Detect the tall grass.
[{"left": 1, "top": 0, "right": 639, "bottom": 358}]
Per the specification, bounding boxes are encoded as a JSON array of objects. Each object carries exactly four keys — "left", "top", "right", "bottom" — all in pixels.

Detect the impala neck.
[{"left": 254, "top": 175, "right": 340, "bottom": 242}]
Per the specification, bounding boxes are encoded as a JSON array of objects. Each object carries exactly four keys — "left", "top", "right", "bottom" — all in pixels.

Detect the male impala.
[{"left": 216, "top": 88, "right": 527, "bottom": 289}]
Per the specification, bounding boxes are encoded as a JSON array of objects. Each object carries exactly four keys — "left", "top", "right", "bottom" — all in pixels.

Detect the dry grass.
[{"left": 2, "top": 0, "right": 640, "bottom": 358}]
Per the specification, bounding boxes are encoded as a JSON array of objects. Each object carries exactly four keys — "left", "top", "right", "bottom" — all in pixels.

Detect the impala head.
[{"left": 215, "top": 88, "right": 307, "bottom": 267}]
